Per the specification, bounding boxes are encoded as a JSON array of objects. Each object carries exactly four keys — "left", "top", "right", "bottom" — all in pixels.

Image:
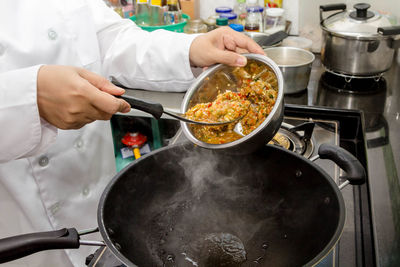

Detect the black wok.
[{"left": 0, "top": 142, "right": 365, "bottom": 266}]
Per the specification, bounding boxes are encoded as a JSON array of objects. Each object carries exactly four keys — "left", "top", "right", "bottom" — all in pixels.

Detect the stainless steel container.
[
  {"left": 181, "top": 54, "right": 284, "bottom": 154},
  {"left": 264, "top": 47, "right": 315, "bottom": 94},
  {"left": 319, "top": 3, "right": 400, "bottom": 77}
]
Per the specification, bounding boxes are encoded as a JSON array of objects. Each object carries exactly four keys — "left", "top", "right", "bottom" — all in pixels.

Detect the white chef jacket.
[{"left": 0, "top": 0, "right": 197, "bottom": 266}]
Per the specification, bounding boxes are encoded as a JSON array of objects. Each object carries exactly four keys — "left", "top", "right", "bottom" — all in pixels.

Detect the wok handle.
[
  {"left": 319, "top": 4, "right": 346, "bottom": 22},
  {"left": 0, "top": 228, "right": 80, "bottom": 264},
  {"left": 318, "top": 144, "right": 366, "bottom": 186},
  {"left": 117, "top": 94, "right": 164, "bottom": 119}
]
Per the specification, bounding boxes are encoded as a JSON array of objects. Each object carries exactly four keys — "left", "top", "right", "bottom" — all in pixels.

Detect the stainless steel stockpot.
[
  {"left": 320, "top": 3, "right": 400, "bottom": 77},
  {"left": 181, "top": 54, "right": 284, "bottom": 154},
  {"left": 264, "top": 47, "right": 315, "bottom": 94}
]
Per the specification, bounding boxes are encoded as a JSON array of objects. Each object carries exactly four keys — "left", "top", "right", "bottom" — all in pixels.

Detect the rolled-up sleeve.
[
  {"left": 88, "top": 0, "right": 198, "bottom": 92},
  {"left": 0, "top": 65, "right": 57, "bottom": 162}
]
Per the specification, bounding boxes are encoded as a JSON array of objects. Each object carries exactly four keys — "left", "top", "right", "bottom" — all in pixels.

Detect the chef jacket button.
[
  {"left": 47, "top": 29, "right": 58, "bottom": 40},
  {"left": 50, "top": 202, "right": 60, "bottom": 215},
  {"left": 0, "top": 44, "right": 5, "bottom": 56},
  {"left": 38, "top": 156, "right": 49, "bottom": 167},
  {"left": 74, "top": 138, "right": 84, "bottom": 150},
  {"left": 82, "top": 186, "right": 90, "bottom": 196}
]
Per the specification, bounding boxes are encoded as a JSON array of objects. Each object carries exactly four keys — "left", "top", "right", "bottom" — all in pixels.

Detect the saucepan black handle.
[
  {"left": 0, "top": 228, "right": 80, "bottom": 263},
  {"left": 319, "top": 4, "right": 346, "bottom": 22},
  {"left": 318, "top": 144, "right": 366, "bottom": 185},
  {"left": 378, "top": 26, "right": 400, "bottom": 49},
  {"left": 320, "top": 3, "right": 346, "bottom": 12},
  {"left": 117, "top": 94, "right": 164, "bottom": 119},
  {"left": 378, "top": 26, "right": 400, "bottom": 36}
]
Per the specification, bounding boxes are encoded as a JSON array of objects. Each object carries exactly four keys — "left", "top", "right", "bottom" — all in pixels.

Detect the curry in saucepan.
[{"left": 185, "top": 62, "right": 278, "bottom": 144}]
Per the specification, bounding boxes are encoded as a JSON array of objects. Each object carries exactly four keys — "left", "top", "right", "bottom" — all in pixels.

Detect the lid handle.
[
  {"left": 350, "top": 3, "right": 374, "bottom": 20},
  {"left": 319, "top": 4, "right": 346, "bottom": 23}
]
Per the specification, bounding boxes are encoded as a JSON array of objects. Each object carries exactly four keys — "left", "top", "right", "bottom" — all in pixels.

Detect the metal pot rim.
[
  {"left": 320, "top": 22, "right": 394, "bottom": 40},
  {"left": 180, "top": 54, "right": 284, "bottom": 150},
  {"left": 264, "top": 47, "right": 315, "bottom": 67}
]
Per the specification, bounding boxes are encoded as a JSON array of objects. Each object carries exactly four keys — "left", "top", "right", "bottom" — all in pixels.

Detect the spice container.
[
  {"left": 216, "top": 17, "right": 229, "bottom": 28},
  {"left": 204, "top": 17, "right": 217, "bottom": 31},
  {"left": 184, "top": 19, "right": 207, "bottom": 33},
  {"left": 245, "top": 6, "right": 264, "bottom": 32},
  {"left": 264, "top": 8, "right": 285, "bottom": 34},
  {"left": 219, "top": 13, "right": 238, "bottom": 25},
  {"left": 215, "top": 6, "right": 233, "bottom": 17}
]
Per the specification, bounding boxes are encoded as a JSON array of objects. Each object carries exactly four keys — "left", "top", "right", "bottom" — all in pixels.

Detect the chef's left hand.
[{"left": 189, "top": 26, "right": 265, "bottom": 68}]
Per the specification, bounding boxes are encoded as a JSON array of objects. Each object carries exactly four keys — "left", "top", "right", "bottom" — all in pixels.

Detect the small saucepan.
[
  {"left": 181, "top": 53, "right": 285, "bottom": 154},
  {"left": 264, "top": 47, "right": 315, "bottom": 94}
]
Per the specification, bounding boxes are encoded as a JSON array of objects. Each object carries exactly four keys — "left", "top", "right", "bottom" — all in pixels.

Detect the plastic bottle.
[
  {"left": 149, "top": 0, "right": 163, "bottom": 25},
  {"left": 229, "top": 23, "right": 244, "bottom": 32},
  {"left": 234, "top": 0, "right": 247, "bottom": 26},
  {"left": 135, "top": 0, "right": 150, "bottom": 26}
]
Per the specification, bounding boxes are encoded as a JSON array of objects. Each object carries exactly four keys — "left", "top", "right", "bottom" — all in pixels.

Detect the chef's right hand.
[{"left": 37, "top": 65, "right": 130, "bottom": 129}]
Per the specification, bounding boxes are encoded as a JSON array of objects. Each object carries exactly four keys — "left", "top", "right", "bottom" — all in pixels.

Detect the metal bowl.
[
  {"left": 264, "top": 47, "right": 315, "bottom": 94},
  {"left": 181, "top": 54, "right": 284, "bottom": 154}
]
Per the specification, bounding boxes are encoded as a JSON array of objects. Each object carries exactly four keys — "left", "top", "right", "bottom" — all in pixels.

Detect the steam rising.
[{"left": 144, "top": 147, "right": 284, "bottom": 266}]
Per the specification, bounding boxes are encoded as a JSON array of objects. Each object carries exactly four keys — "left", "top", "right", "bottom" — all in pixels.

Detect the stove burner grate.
[
  {"left": 320, "top": 71, "right": 387, "bottom": 94},
  {"left": 269, "top": 122, "right": 314, "bottom": 158}
]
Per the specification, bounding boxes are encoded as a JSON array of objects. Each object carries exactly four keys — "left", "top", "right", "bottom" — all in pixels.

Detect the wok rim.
[{"left": 97, "top": 142, "right": 346, "bottom": 267}]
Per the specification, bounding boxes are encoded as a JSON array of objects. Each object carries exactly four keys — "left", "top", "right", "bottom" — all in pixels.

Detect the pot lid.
[{"left": 322, "top": 3, "right": 395, "bottom": 37}]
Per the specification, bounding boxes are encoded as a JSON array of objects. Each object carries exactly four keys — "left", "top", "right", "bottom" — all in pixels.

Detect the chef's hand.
[
  {"left": 37, "top": 65, "right": 130, "bottom": 129},
  {"left": 189, "top": 26, "right": 265, "bottom": 68}
]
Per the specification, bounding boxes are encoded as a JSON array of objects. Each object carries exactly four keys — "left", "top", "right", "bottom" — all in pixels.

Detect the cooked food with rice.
[{"left": 185, "top": 62, "right": 278, "bottom": 144}]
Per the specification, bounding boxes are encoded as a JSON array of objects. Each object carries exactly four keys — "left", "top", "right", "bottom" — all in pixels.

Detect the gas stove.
[{"left": 89, "top": 104, "right": 373, "bottom": 267}]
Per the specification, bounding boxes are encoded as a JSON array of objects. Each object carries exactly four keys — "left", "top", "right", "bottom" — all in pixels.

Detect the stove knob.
[{"left": 85, "top": 253, "right": 95, "bottom": 266}]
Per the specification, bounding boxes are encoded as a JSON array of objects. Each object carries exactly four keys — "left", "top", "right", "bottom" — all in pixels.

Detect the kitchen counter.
[{"left": 122, "top": 52, "right": 400, "bottom": 266}]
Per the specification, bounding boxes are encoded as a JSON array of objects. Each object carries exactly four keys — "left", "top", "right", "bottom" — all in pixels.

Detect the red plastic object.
[{"left": 121, "top": 132, "right": 147, "bottom": 147}]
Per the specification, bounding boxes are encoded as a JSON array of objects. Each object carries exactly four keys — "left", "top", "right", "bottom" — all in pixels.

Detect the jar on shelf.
[
  {"left": 215, "top": 6, "right": 233, "bottom": 17},
  {"left": 219, "top": 13, "right": 238, "bottom": 25},
  {"left": 216, "top": 17, "right": 229, "bottom": 28},
  {"left": 264, "top": 8, "right": 285, "bottom": 34},
  {"left": 245, "top": 5, "right": 264, "bottom": 32},
  {"left": 204, "top": 17, "right": 217, "bottom": 31},
  {"left": 184, "top": 19, "right": 207, "bottom": 33}
]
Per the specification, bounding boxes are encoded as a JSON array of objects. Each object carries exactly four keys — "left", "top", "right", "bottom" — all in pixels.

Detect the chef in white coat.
[{"left": 0, "top": 0, "right": 263, "bottom": 266}]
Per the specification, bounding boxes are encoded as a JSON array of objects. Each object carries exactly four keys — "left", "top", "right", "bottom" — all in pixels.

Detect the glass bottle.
[
  {"left": 184, "top": 19, "right": 208, "bottom": 34},
  {"left": 165, "top": 0, "right": 182, "bottom": 24},
  {"left": 234, "top": 0, "right": 247, "bottom": 26},
  {"left": 149, "top": 0, "right": 163, "bottom": 25},
  {"left": 135, "top": 0, "right": 150, "bottom": 26},
  {"left": 245, "top": 0, "right": 263, "bottom": 32}
]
